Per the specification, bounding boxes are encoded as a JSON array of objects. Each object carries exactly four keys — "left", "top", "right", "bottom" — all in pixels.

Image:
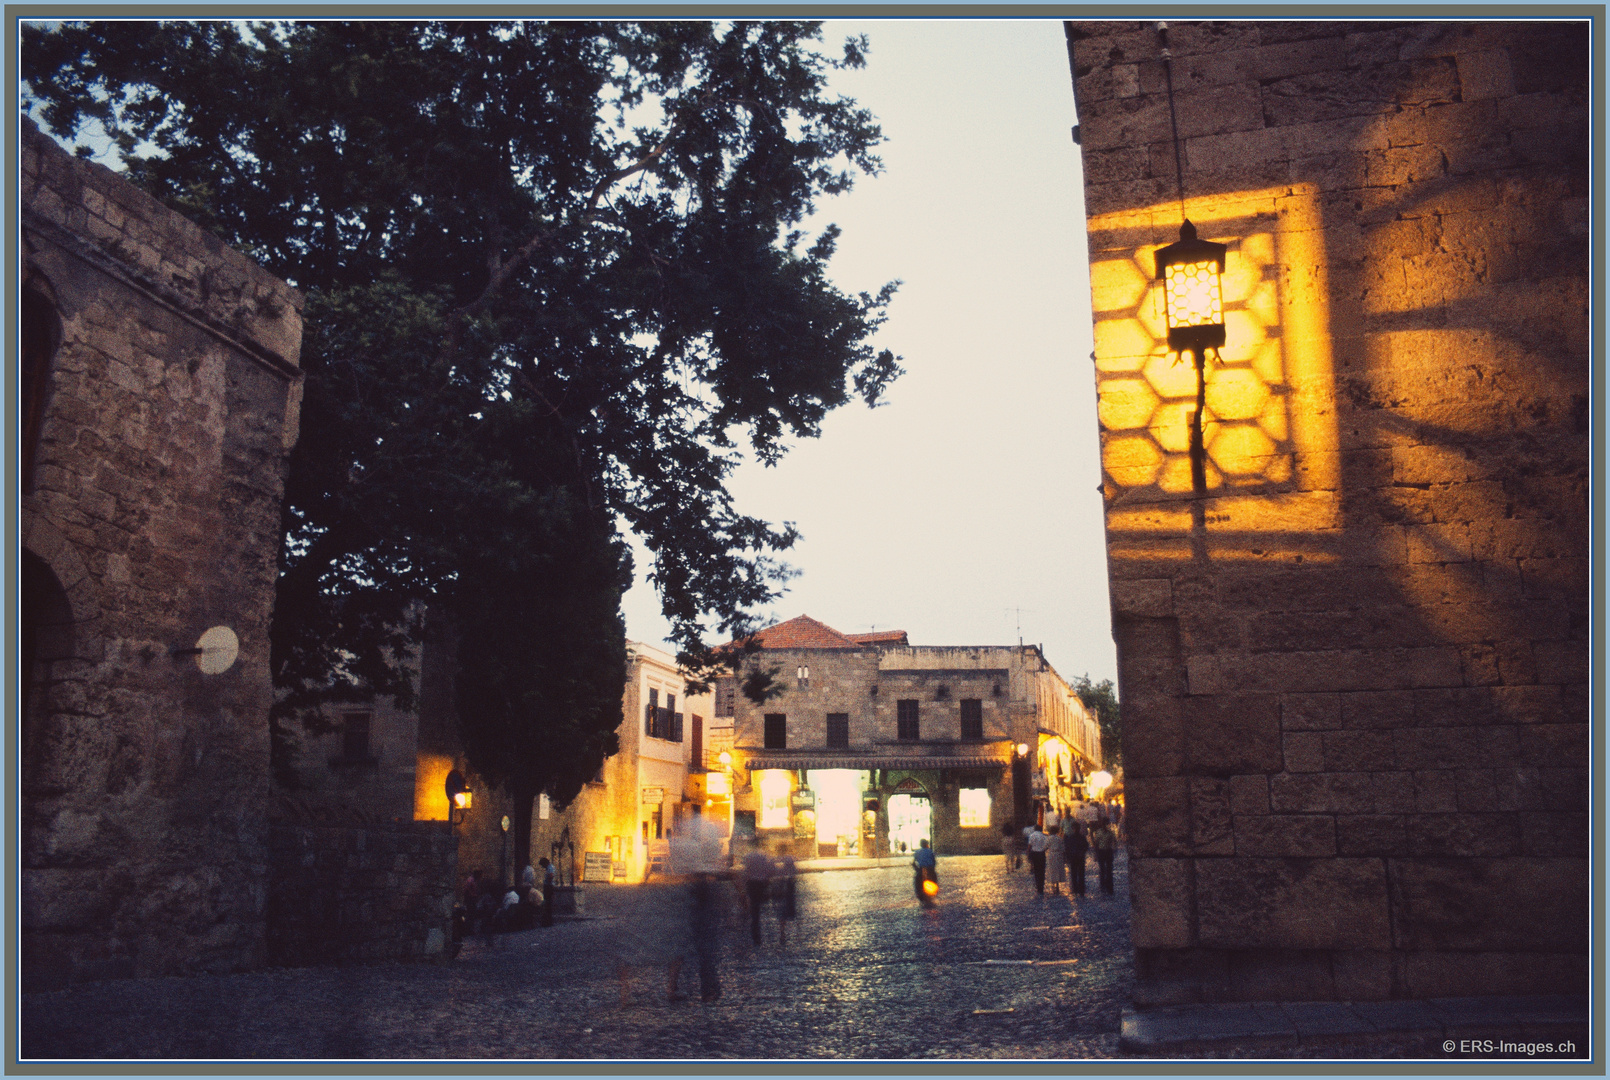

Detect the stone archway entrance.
[{"left": 886, "top": 785, "right": 932, "bottom": 855}]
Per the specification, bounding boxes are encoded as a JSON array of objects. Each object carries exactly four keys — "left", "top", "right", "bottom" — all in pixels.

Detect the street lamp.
[
  {"left": 1155, "top": 221, "right": 1227, "bottom": 355},
  {"left": 1089, "top": 770, "right": 1114, "bottom": 798},
  {"left": 445, "top": 769, "right": 472, "bottom": 825}
]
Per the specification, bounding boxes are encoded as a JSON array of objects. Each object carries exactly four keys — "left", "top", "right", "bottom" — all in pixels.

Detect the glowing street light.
[
  {"left": 1155, "top": 221, "right": 1227, "bottom": 355},
  {"left": 1088, "top": 770, "right": 1115, "bottom": 797}
]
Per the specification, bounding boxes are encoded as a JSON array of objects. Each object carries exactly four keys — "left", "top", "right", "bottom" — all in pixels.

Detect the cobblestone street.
[{"left": 23, "top": 853, "right": 1131, "bottom": 1061}]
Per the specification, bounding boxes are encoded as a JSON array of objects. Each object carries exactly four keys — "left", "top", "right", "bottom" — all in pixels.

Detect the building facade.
[
  {"left": 723, "top": 616, "right": 1103, "bottom": 858},
  {"left": 20, "top": 118, "right": 304, "bottom": 987},
  {"left": 1067, "top": 20, "right": 1590, "bottom": 1004},
  {"left": 528, "top": 642, "right": 712, "bottom": 883}
]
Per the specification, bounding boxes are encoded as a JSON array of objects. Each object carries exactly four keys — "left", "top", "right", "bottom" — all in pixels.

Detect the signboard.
[
  {"left": 583, "top": 851, "right": 613, "bottom": 882},
  {"left": 613, "top": 860, "right": 628, "bottom": 880},
  {"left": 791, "top": 790, "right": 816, "bottom": 808},
  {"left": 641, "top": 786, "right": 665, "bottom": 805}
]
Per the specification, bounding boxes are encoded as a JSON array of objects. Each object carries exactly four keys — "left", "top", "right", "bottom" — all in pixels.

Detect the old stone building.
[
  {"left": 20, "top": 118, "right": 304, "bottom": 986},
  {"left": 725, "top": 616, "right": 1103, "bottom": 858},
  {"left": 1066, "top": 21, "right": 1589, "bottom": 1003},
  {"left": 527, "top": 642, "right": 711, "bottom": 883}
]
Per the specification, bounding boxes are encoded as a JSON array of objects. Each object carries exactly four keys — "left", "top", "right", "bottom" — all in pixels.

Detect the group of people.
[
  {"left": 1006, "top": 803, "right": 1119, "bottom": 896},
  {"left": 740, "top": 848, "right": 799, "bottom": 944},
  {"left": 456, "top": 858, "right": 559, "bottom": 946}
]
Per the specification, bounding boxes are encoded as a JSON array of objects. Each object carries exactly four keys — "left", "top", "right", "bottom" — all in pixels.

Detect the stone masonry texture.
[
  {"left": 1068, "top": 20, "right": 1589, "bottom": 1004},
  {"left": 20, "top": 117, "right": 303, "bottom": 988}
]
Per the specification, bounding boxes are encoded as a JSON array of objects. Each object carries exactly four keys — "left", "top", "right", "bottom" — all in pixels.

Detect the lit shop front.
[{"left": 740, "top": 754, "right": 1011, "bottom": 858}]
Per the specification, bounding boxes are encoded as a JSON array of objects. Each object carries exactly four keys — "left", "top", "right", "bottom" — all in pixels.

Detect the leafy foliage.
[
  {"left": 23, "top": 20, "right": 902, "bottom": 806},
  {"left": 1073, "top": 674, "right": 1121, "bottom": 770}
]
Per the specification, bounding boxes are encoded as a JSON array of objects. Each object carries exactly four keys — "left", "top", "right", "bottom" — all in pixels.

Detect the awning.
[{"left": 745, "top": 755, "right": 1010, "bottom": 771}]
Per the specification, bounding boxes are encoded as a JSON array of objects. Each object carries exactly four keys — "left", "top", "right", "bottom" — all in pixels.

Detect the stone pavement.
[
  {"left": 21, "top": 853, "right": 1134, "bottom": 1061},
  {"left": 1123, "top": 996, "right": 1592, "bottom": 1060}
]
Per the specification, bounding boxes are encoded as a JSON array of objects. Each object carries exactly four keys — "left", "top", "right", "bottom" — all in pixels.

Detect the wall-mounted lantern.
[
  {"left": 1155, "top": 221, "right": 1227, "bottom": 355},
  {"left": 445, "top": 769, "right": 472, "bottom": 825}
]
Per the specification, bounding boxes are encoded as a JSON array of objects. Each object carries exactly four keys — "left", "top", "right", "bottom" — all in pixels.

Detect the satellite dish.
[{"left": 195, "top": 626, "right": 239, "bottom": 674}]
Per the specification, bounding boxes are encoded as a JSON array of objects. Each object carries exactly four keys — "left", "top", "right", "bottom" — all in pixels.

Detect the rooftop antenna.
[{"left": 1005, "top": 607, "right": 1033, "bottom": 647}]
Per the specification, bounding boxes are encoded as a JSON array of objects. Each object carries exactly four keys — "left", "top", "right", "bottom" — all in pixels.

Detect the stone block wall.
[
  {"left": 20, "top": 117, "right": 303, "bottom": 988},
  {"left": 1068, "top": 21, "right": 1589, "bottom": 1003},
  {"left": 265, "top": 822, "right": 455, "bottom": 966}
]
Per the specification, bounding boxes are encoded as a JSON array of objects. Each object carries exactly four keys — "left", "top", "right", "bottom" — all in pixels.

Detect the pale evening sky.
[{"left": 622, "top": 19, "right": 1119, "bottom": 686}]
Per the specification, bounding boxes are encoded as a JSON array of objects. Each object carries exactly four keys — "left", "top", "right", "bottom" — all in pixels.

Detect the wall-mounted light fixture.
[
  {"left": 445, "top": 769, "right": 472, "bottom": 825},
  {"left": 1155, "top": 21, "right": 1229, "bottom": 496}
]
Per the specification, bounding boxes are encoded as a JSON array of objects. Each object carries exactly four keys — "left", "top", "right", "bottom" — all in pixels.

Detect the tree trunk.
[{"left": 510, "top": 776, "right": 536, "bottom": 887}]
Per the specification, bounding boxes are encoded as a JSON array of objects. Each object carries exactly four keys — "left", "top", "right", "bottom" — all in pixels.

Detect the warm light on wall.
[
  {"left": 1088, "top": 185, "right": 1339, "bottom": 547},
  {"left": 414, "top": 753, "right": 455, "bottom": 821},
  {"left": 758, "top": 769, "right": 792, "bottom": 829}
]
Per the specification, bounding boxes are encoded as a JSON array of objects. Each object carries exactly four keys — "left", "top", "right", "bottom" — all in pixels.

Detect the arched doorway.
[
  {"left": 886, "top": 789, "right": 932, "bottom": 854},
  {"left": 22, "top": 549, "right": 76, "bottom": 862}
]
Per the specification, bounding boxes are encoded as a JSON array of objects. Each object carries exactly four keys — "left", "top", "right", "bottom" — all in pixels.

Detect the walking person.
[
  {"left": 1026, "top": 825, "right": 1050, "bottom": 894},
  {"left": 1091, "top": 813, "right": 1118, "bottom": 895},
  {"left": 1044, "top": 826, "right": 1067, "bottom": 895},
  {"left": 742, "top": 848, "right": 774, "bottom": 945},
  {"left": 539, "top": 857, "right": 557, "bottom": 926},
  {"left": 1000, "top": 824, "right": 1020, "bottom": 871},
  {"left": 912, "top": 838, "right": 938, "bottom": 908},
  {"left": 1065, "top": 819, "right": 1090, "bottom": 896},
  {"left": 773, "top": 853, "right": 797, "bottom": 946}
]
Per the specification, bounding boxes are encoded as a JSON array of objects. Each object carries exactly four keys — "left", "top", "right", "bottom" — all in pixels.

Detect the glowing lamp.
[
  {"left": 1016, "top": 742, "right": 1030, "bottom": 758},
  {"left": 718, "top": 751, "right": 733, "bottom": 767},
  {"left": 453, "top": 791, "right": 472, "bottom": 810},
  {"left": 1089, "top": 770, "right": 1114, "bottom": 796},
  {"left": 1154, "top": 220, "right": 1227, "bottom": 355}
]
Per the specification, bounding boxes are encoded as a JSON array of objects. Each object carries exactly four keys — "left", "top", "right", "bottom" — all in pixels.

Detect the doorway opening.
[{"left": 886, "top": 792, "right": 931, "bottom": 854}]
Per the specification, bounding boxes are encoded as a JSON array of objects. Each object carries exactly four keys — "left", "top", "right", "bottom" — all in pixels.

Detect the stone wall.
[
  {"left": 265, "top": 822, "right": 455, "bottom": 966},
  {"left": 1067, "top": 21, "right": 1589, "bottom": 1003},
  {"left": 20, "top": 118, "right": 303, "bottom": 988}
]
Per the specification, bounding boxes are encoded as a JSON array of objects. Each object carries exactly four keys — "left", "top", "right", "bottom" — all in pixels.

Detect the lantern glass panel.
[{"left": 1164, "top": 259, "right": 1224, "bottom": 330}]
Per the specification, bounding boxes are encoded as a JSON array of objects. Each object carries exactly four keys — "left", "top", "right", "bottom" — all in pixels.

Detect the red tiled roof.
[
  {"left": 745, "top": 615, "right": 860, "bottom": 650},
  {"left": 846, "top": 630, "right": 908, "bottom": 646}
]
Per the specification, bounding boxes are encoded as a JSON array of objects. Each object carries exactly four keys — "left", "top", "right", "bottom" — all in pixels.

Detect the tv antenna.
[{"left": 1005, "top": 607, "right": 1034, "bottom": 646}]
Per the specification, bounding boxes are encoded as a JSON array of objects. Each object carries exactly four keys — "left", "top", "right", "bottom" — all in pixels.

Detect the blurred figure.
[
  {"left": 1091, "top": 813, "right": 1118, "bottom": 895},
  {"left": 912, "top": 838, "right": 938, "bottom": 908},
  {"left": 1044, "top": 826, "right": 1066, "bottom": 896},
  {"left": 742, "top": 848, "right": 775, "bottom": 944},
  {"left": 1000, "top": 824, "right": 1020, "bottom": 871},
  {"left": 538, "top": 857, "right": 557, "bottom": 927},
  {"left": 773, "top": 853, "right": 797, "bottom": 946},
  {"left": 1026, "top": 825, "right": 1049, "bottom": 894},
  {"left": 1065, "top": 819, "right": 1090, "bottom": 896},
  {"left": 673, "top": 815, "right": 727, "bottom": 1001}
]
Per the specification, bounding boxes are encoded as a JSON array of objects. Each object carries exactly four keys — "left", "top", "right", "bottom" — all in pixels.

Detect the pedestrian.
[
  {"left": 773, "top": 852, "right": 797, "bottom": 946},
  {"left": 1000, "top": 824, "right": 1019, "bottom": 871},
  {"left": 1043, "top": 804, "right": 1061, "bottom": 833},
  {"left": 473, "top": 870, "right": 498, "bottom": 946},
  {"left": 912, "top": 838, "right": 938, "bottom": 908},
  {"left": 539, "top": 857, "right": 557, "bottom": 926},
  {"left": 1091, "top": 813, "right": 1118, "bottom": 894},
  {"left": 1044, "top": 826, "right": 1067, "bottom": 895},
  {"left": 742, "top": 848, "right": 774, "bottom": 944},
  {"left": 1065, "top": 819, "right": 1089, "bottom": 896},
  {"left": 1026, "top": 825, "right": 1050, "bottom": 894}
]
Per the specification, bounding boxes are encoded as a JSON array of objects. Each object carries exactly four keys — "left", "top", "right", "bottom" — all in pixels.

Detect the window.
[
  {"left": 715, "top": 677, "right": 737, "bottom": 718},
  {"left": 826, "top": 713, "right": 849, "bottom": 749},
  {"left": 960, "top": 699, "right": 983, "bottom": 740},
  {"left": 340, "top": 711, "right": 372, "bottom": 763},
  {"left": 959, "top": 787, "right": 992, "bottom": 827},
  {"left": 691, "top": 714, "right": 703, "bottom": 769},
  {"left": 645, "top": 689, "right": 683, "bottom": 742},
  {"left": 897, "top": 699, "right": 920, "bottom": 741},
  {"left": 796, "top": 664, "right": 810, "bottom": 689},
  {"left": 935, "top": 684, "right": 950, "bottom": 700},
  {"left": 764, "top": 713, "right": 787, "bottom": 749}
]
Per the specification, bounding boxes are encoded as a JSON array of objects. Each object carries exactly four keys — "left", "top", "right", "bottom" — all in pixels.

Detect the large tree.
[{"left": 23, "top": 20, "right": 902, "bottom": 852}]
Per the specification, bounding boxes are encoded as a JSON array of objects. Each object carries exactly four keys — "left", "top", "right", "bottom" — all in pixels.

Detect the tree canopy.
[
  {"left": 1073, "top": 674, "right": 1120, "bottom": 772},
  {"left": 23, "top": 20, "right": 902, "bottom": 814}
]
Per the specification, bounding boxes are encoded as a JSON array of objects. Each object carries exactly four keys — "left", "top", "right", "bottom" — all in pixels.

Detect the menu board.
[{"left": 583, "top": 851, "right": 613, "bottom": 882}]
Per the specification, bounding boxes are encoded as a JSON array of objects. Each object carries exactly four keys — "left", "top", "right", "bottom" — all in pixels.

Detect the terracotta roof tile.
[
  {"left": 846, "top": 630, "right": 908, "bottom": 646},
  {"left": 746, "top": 615, "right": 860, "bottom": 650}
]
